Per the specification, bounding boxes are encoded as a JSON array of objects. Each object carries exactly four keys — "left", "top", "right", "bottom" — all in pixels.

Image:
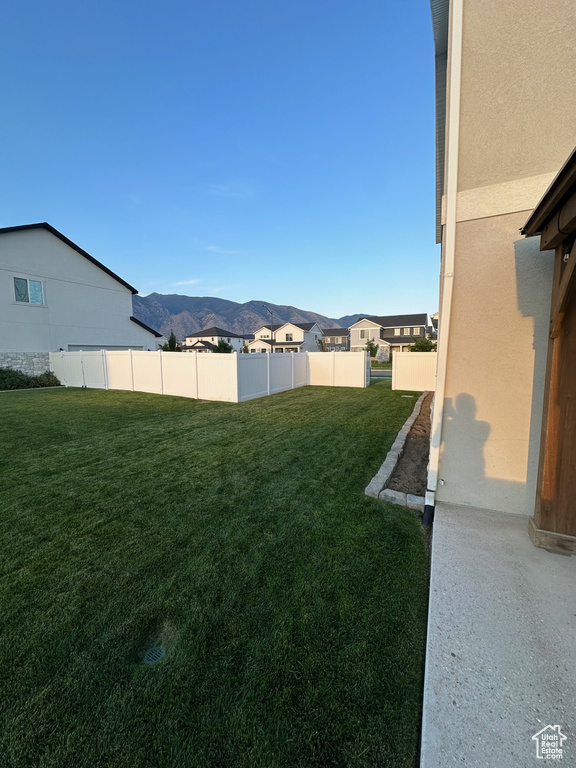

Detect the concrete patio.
[{"left": 420, "top": 502, "right": 576, "bottom": 767}]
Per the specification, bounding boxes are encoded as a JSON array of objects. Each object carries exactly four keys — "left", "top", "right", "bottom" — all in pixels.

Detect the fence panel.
[
  {"left": 196, "top": 354, "right": 237, "bottom": 402},
  {"left": 50, "top": 349, "right": 370, "bottom": 401},
  {"left": 308, "top": 351, "right": 368, "bottom": 387},
  {"left": 49, "top": 352, "right": 67, "bottom": 384},
  {"left": 80, "top": 351, "right": 107, "bottom": 389},
  {"left": 132, "top": 351, "right": 163, "bottom": 394},
  {"left": 335, "top": 352, "right": 367, "bottom": 388},
  {"left": 307, "top": 352, "right": 333, "bottom": 386},
  {"left": 293, "top": 353, "right": 308, "bottom": 387},
  {"left": 105, "top": 351, "right": 134, "bottom": 391},
  {"left": 269, "top": 353, "right": 294, "bottom": 395},
  {"left": 64, "top": 353, "right": 86, "bottom": 387},
  {"left": 392, "top": 352, "right": 437, "bottom": 391},
  {"left": 237, "top": 354, "right": 269, "bottom": 401},
  {"left": 161, "top": 353, "right": 198, "bottom": 398}
]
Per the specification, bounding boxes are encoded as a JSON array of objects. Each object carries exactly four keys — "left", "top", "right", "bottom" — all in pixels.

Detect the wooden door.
[{"left": 534, "top": 253, "right": 576, "bottom": 549}]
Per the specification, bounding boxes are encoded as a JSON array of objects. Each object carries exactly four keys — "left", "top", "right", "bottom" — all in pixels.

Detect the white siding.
[{"left": 0, "top": 228, "right": 162, "bottom": 352}]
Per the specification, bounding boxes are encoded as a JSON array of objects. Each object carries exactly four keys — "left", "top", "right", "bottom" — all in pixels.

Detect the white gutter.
[{"left": 427, "top": 0, "right": 463, "bottom": 500}]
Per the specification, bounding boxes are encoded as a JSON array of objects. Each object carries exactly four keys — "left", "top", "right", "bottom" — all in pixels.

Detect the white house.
[
  {"left": 181, "top": 326, "right": 245, "bottom": 352},
  {"left": 248, "top": 322, "right": 323, "bottom": 353},
  {"left": 0, "top": 223, "right": 164, "bottom": 375}
]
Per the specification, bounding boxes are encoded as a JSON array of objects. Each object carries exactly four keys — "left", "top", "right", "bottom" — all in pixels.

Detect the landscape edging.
[{"left": 365, "top": 391, "right": 428, "bottom": 509}]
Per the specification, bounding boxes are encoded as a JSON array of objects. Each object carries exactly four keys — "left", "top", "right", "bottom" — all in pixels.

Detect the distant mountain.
[
  {"left": 132, "top": 294, "right": 346, "bottom": 339},
  {"left": 335, "top": 313, "right": 372, "bottom": 327}
]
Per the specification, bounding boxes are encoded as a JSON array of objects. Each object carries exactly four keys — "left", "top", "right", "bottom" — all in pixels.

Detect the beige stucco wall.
[
  {"left": 434, "top": 0, "right": 576, "bottom": 515},
  {"left": 437, "top": 212, "right": 553, "bottom": 514},
  {"left": 457, "top": 0, "right": 576, "bottom": 192}
]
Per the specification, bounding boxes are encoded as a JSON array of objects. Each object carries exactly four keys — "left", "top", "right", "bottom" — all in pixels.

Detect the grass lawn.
[
  {"left": 370, "top": 362, "right": 392, "bottom": 370},
  {"left": 0, "top": 381, "right": 428, "bottom": 768}
]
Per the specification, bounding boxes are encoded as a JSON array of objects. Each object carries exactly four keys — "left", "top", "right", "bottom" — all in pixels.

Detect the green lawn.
[
  {"left": 370, "top": 361, "right": 392, "bottom": 370},
  {"left": 0, "top": 382, "right": 428, "bottom": 768}
]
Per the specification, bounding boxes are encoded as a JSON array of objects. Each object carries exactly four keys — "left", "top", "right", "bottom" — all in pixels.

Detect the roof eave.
[
  {"left": 0, "top": 222, "right": 138, "bottom": 294},
  {"left": 522, "top": 145, "right": 576, "bottom": 236}
]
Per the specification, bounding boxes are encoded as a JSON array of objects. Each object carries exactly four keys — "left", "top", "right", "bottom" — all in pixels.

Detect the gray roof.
[
  {"left": 186, "top": 326, "right": 243, "bottom": 338},
  {"left": 259, "top": 324, "right": 284, "bottom": 332},
  {"left": 355, "top": 313, "right": 429, "bottom": 328},
  {"left": 322, "top": 328, "right": 348, "bottom": 336},
  {"left": 260, "top": 322, "right": 318, "bottom": 332}
]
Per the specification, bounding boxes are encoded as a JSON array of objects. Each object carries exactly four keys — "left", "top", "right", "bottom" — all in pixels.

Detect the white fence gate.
[
  {"left": 392, "top": 352, "right": 437, "bottom": 391},
  {"left": 50, "top": 350, "right": 369, "bottom": 403}
]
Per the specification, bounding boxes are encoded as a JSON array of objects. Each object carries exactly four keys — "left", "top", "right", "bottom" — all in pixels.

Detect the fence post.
[
  {"left": 332, "top": 350, "right": 336, "bottom": 386},
  {"left": 159, "top": 350, "right": 164, "bottom": 394},
  {"left": 267, "top": 351, "right": 271, "bottom": 396},
  {"left": 102, "top": 349, "right": 109, "bottom": 390},
  {"left": 80, "top": 352, "right": 86, "bottom": 388},
  {"left": 62, "top": 351, "right": 68, "bottom": 388},
  {"left": 233, "top": 351, "right": 239, "bottom": 402},
  {"left": 129, "top": 348, "right": 134, "bottom": 391},
  {"left": 194, "top": 352, "right": 199, "bottom": 400},
  {"left": 291, "top": 352, "right": 294, "bottom": 390}
]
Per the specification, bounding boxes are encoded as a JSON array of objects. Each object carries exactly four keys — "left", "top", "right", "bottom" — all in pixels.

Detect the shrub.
[
  {"left": 30, "top": 371, "right": 61, "bottom": 388},
  {"left": 212, "top": 339, "right": 233, "bottom": 353},
  {"left": 0, "top": 368, "right": 60, "bottom": 391}
]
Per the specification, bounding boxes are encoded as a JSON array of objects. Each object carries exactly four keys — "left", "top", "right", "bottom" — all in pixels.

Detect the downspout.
[{"left": 424, "top": 0, "right": 464, "bottom": 526}]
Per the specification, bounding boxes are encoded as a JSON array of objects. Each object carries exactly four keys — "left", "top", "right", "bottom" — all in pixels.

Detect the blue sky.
[{"left": 1, "top": 0, "right": 438, "bottom": 320}]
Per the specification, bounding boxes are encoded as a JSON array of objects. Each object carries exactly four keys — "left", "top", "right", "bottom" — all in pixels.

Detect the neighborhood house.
[
  {"left": 181, "top": 327, "right": 246, "bottom": 352},
  {"left": 322, "top": 328, "right": 349, "bottom": 351},
  {"left": 248, "top": 322, "right": 323, "bottom": 353},
  {"left": 349, "top": 313, "right": 432, "bottom": 357},
  {"left": 0, "top": 223, "right": 164, "bottom": 376}
]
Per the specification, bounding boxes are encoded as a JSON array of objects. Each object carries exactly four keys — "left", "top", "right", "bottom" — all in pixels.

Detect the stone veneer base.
[{"left": 0, "top": 352, "right": 51, "bottom": 377}]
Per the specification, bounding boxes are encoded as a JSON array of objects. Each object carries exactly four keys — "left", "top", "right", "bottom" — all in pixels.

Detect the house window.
[
  {"left": 394, "top": 328, "right": 401, "bottom": 336},
  {"left": 360, "top": 329, "right": 371, "bottom": 339},
  {"left": 285, "top": 333, "right": 293, "bottom": 341},
  {"left": 14, "top": 277, "right": 44, "bottom": 305},
  {"left": 413, "top": 328, "right": 421, "bottom": 336},
  {"left": 261, "top": 333, "right": 270, "bottom": 339},
  {"left": 403, "top": 328, "right": 410, "bottom": 335},
  {"left": 336, "top": 337, "right": 342, "bottom": 344},
  {"left": 227, "top": 338, "right": 231, "bottom": 343}
]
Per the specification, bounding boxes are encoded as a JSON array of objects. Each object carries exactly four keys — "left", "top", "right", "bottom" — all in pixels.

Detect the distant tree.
[
  {"left": 161, "top": 330, "right": 181, "bottom": 352},
  {"left": 364, "top": 339, "right": 379, "bottom": 358},
  {"left": 241, "top": 343, "right": 250, "bottom": 353},
  {"left": 212, "top": 339, "right": 233, "bottom": 353},
  {"left": 317, "top": 338, "right": 328, "bottom": 351},
  {"left": 409, "top": 333, "right": 437, "bottom": 352}
]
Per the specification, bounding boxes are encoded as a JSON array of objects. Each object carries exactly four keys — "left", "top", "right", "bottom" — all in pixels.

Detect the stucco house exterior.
[
  {"left": 421, "top": 2, "right": 576, "bottom": 766},
  {"left": 321, "top": 328, "right": 349, "bottom": 351},
  {"left": 248, "top": 322, "right": 323, "bottom": 353},
  {"left": 349, "top": 313, "right": 431, "bottom": 356},
  {"left": 181, "top": 326, "right": 245, "bottom": 352},
  {"left": 0, "top": 223, "right": 164, "bottom": 375}
]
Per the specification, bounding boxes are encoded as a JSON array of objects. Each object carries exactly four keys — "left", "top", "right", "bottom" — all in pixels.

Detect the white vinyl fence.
[
  {"left": 392, "top": 352, "right": 437, "bottom": 391},
  {"left": 50, "top": 350, "right": 370, "bottom": 403}
]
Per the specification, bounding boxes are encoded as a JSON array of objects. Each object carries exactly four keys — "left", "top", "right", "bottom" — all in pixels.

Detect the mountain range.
[{"left": 132, "top": 294, "right": 369, "bottom": 339}]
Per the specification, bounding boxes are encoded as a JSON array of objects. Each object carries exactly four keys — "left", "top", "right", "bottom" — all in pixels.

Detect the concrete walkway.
[{"left": 420, "top": 502, "right": 576, "bottom": 767}]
